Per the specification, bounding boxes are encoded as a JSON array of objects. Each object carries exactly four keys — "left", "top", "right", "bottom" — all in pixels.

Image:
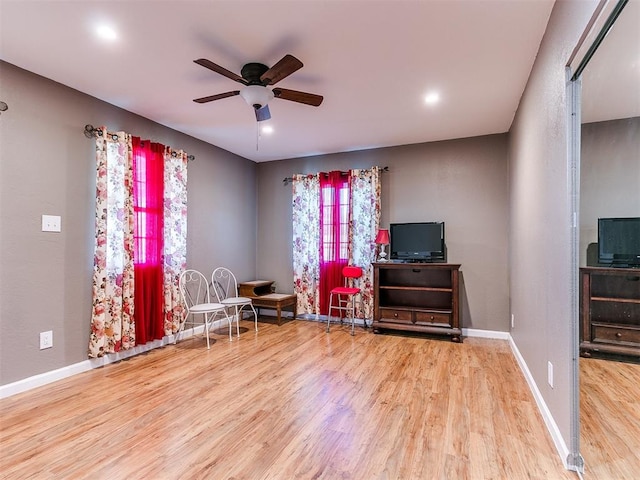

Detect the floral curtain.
[
  {"left": 292, "top": 174, "right": 320, "bottom": 315},
  {"left": 349, "top": 167, "right": 381, "bottom": 318},
  {"left": 88, "top": 128, "right": 188, "bottom": 358},
  {"left": 163, "top": 147, "right": 188, "bottom": 335},
  {"left": 291, "top": 167, "right": 381, "bottom": 320},
  {"left": 89, "top": 128, "right": 136, "bottom": 357}
]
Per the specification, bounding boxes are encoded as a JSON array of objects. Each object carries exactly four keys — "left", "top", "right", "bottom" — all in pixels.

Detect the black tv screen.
[
  {"left": 598, "top": 217, "right": 640, "bottom": 267},
  {"left": 389, "top": 222, "right": 445, "bottom": 262}
]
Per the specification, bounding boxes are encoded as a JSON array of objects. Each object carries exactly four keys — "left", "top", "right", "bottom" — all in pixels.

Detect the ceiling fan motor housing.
[{"left": 240, "top": 62, "right": 269, "bottom": 84}]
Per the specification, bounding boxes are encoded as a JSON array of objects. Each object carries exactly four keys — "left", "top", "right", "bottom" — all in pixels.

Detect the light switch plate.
[{"left": 42, "top": 215, "right": 61, "bottom": 232}]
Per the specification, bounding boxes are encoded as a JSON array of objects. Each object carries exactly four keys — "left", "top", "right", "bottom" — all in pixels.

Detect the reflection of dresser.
[
  {"left": 238, "top": 281, "right": 297, "bottom": 326},
  {"left": 580, "top": 267, "right": 640, "bottom": 358}
]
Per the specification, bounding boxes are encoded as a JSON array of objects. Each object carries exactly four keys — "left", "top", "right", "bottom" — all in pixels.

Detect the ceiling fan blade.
[
  {"left": 273, "top": 88, "right": 323, "bottom": 107},
  {"left": 194, "top": 59, "right": 248, "bottom": 85},
  {"left": 255, "top": 105, "right": 271, "bottom": 122},
  {"left": 260, "top": 54, "right": 304, "bottom": 85},
  {"left": 193, "top": 91, "right": 240, "bottom": 103}
]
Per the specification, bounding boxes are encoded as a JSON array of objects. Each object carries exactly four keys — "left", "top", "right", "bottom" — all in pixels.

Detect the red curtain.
[
  {"left": 132, "top": 137, "right": 165, "bottom": 344},
  {"left": 319, "top": 171, "right": 351, "bottom": 314}
]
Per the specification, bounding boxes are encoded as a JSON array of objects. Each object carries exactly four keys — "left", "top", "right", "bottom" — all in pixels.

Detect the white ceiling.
[{"left": 1, "top": 0, "right": 624, "bottom": 163}]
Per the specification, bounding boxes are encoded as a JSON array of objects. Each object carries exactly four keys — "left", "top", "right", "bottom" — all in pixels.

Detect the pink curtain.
[
  {"left": 319, "top": 171, "right": 351, "bottom": 314},
  {"left": 132, "top": 138, "right": 165, "bottom": 344}
]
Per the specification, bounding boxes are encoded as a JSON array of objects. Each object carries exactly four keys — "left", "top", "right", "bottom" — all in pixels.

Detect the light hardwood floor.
[
  {"left": 580, "top": 356, "right": 640, "bottom": 479},
  {"left": 1, "top": 318, "right": 577, "bottom": 480}
]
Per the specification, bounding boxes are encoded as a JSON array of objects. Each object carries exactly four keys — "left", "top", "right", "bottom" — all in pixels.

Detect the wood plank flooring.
[
  {"left": 580, "top": 356, "right": 640, "bottom": 479},
  {"left": 0, "top": 318, "right": 577, "bottom": 480}
]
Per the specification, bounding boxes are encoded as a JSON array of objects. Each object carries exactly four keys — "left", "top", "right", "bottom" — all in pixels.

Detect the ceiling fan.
[{"left": 193, "top": 54, "right": 323, "bottom": 122}]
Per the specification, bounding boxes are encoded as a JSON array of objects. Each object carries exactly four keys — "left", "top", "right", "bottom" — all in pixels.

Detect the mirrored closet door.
[{"left": 576, "top": 0, "right": 640, "bottom": 477}]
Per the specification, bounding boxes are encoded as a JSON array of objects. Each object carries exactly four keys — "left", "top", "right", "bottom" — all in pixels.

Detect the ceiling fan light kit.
[
  {"left": 193, "top": 54, "right": 323, "bottom": 121},
  {"left": 240, "top": 85, "right": 274, "bottom": 110}
]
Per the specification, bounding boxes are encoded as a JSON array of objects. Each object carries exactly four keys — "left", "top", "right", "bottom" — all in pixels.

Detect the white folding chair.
[
  {"left": 212, "top": 267, "right": 258, "bottom": 335},
  {"left": 177, "top": 269, "right": 233, "bottom": 348}
]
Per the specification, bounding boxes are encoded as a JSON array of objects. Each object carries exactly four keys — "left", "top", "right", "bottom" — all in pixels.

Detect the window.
[
  {"left": 292, "top": 167, "right": 380, "bottom": 319},
  {"left": 132, "top": 139, "right": 164, "bottom": 266}
]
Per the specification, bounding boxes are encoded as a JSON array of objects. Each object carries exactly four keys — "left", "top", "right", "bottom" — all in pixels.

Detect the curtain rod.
[
  {"left": 282, "top": 166, "right": 388, "bottom": 185},
  {"left": 83, "top": 124, "right": 195, "bottom": 161}
]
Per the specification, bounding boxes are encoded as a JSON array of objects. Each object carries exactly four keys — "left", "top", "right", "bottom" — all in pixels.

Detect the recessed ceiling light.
[
  {"left": 424, "top": 92, "right": 440, "bottom": 105},
  {"left": 261, "top": 125, "right": 274, "bottom": 135},
  {"left": 95, "top": 25, "right": 118, "bottom": 41}
]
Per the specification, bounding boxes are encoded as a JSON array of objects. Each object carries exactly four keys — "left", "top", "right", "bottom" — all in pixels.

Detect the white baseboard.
[
  {"left": 297, "top": 316, "right": 511, "bottom": 338},
  {"left": 462, "top": 326, "right": 569, "bottom": 468},
  {"left": 0, "top": 322, "right": 227, "bottom": 399},
  {"left": 296, "top": 313, "right": 370, "bottom": 327},
  {"left": 462, "top": 328, "right": 510, "bottom": 340},
  {"left": 0, "top": 314, "right": 372, "bottom": 398},
  {"left": 0, "top": 358, "right": 96, "bottom": 400},
  {"left": 508, "top": 335, "right": 570, "bottom": 469}
]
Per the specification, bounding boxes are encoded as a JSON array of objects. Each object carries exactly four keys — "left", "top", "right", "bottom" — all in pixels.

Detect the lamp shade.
[{"left": 375, "top": 229, "right": 390, "bottom": 245}]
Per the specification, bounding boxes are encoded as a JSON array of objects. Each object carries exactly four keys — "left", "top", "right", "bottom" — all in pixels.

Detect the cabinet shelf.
[
  {"left": 373, "top": 263, "right": 461, "bottom": 342},
  {"left": 580, "top": 267, "right": 640, "bottom": 358}
]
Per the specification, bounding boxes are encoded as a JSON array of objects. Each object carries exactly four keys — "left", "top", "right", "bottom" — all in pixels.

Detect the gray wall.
[
  {"left": 580, "top": 117, "right": 640, "bottom": 265},
  {"left": 256, "top": 135, "right": 510, "bottom": 331},
  {"left": 0, "top": 61, "right": 257, "bottom": 385},
  {"left": 508, "top": 0, "right": 600, "bottom": 460}
]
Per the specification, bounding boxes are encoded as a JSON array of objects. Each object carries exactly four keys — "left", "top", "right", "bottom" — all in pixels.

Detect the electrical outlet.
[
  {"left": 511, "top": 313, "right": 515, "bottom": 329},
  {"left": 42, "top": 215, "right": 61, "bottom": 232},
  {"left": 548, "top": 361, "right": 554, "bottom": 388},
  {"left": 40, "top": 331, "right": 53, "bottom": 350}
]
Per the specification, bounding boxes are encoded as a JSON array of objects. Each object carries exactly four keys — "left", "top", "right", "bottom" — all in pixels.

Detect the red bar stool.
[{"left": 327, "top": 266, "right": 363, "bottom": 336}]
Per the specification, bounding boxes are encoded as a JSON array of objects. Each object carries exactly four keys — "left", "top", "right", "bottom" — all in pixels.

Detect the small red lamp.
[{"left": 375, "top": 228, "right": 390, "bottom": 262}]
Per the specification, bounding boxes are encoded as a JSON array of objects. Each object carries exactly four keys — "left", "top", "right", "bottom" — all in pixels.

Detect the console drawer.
[
  {"left": 592, "top": 325, "right": 640, "bottom": 347},
  {"left": 414, "top": 311, "right": 451, "bottom": 326},
  {"left": 379, "top": 308, "right": 412, "bottom": 324}
]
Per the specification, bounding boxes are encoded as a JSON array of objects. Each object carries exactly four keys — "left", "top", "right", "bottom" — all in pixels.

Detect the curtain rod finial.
[{"left": 84, "top": 124, "right": 96, "bottom": 138}]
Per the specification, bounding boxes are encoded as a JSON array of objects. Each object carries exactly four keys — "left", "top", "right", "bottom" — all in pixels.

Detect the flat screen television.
[
  {"left": 389, "top": 222, "right": 446, "bottom": 262},
  {"left": 598, "top": 217, "right": 640, "bottom": 267}
]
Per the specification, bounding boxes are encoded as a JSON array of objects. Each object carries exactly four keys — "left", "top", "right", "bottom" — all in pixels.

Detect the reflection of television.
[
  {"left": 598, "top": 217, "right": 640, "bottom": 267},
  {"left": 390, "top": 222, "right": 446, "bottom": 262}
]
